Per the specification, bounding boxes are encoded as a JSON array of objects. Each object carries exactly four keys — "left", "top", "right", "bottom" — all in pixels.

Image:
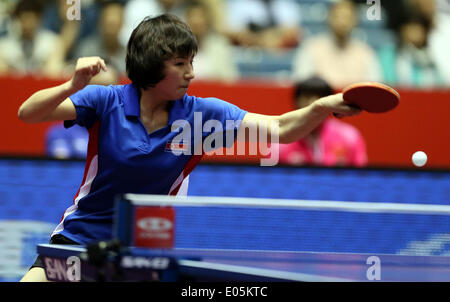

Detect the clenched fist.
[{"left": 69, "top": 57, "right": 107, "bottom": 92}]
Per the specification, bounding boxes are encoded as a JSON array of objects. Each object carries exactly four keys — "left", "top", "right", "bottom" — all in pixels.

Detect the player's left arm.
[{"left": 239, "top": 93, "right": 361, "bottom": 144}]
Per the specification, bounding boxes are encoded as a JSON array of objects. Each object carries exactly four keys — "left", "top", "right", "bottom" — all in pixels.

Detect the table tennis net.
[{"left": 121, "top": 195, "right": 450, "bottom": 256}]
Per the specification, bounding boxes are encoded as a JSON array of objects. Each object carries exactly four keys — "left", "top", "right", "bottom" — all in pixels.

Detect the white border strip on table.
[
  {"left": 179, "top": 259, "right": 353, "bottom": 282},
  {"left": 124, "top": 194, "right": 450, "bottom": 215}
]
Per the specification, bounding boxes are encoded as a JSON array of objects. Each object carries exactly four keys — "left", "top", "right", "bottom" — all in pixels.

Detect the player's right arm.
[{"left": 18, "top": 57, "right": 107, "bottom": 123}]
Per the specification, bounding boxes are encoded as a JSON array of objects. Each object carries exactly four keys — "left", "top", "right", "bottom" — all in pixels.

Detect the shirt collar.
[
  {"left": 123, "top": 83, "right": 140, "bottom": 117},
  {"left": 168, "top": 94, "right": 187, "bottom": 124},
  {"left": 122, "top": 83, "right": 187, "bottom": 122}
]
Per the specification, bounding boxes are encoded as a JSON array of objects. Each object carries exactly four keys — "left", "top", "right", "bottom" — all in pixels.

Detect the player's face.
[{"left": 156, "top": 55, "right": 195, "bottom": 100}]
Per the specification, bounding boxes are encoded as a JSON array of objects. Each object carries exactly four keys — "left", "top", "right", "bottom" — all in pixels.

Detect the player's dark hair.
[
  {"left": 126, "top": 14, "right": 198, "bottom": 90},
  {"left": 293, "top": 77, "right": 334, "bottom": 102}
]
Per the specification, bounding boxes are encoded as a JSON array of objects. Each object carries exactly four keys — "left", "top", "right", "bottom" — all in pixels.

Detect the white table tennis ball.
[{"left": 412, "top": 151, "right": 427, "bottom": 167}]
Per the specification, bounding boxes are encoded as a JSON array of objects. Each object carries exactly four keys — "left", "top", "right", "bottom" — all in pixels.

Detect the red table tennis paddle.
[{"left": 342, "top": 82, "right": 400, "bottom": 113}]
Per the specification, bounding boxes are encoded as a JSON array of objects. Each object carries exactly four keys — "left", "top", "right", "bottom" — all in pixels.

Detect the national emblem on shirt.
[{"left": 165, "top": 140, "right": 189, "bottom": 154}]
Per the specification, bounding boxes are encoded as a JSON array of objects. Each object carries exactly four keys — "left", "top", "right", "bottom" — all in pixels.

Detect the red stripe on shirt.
[
  {"left": 58, "top": 121, "right": 100, "bottom": 222},
  {"left": 169, "top": 154, "right": 203, "bottom": 196}
]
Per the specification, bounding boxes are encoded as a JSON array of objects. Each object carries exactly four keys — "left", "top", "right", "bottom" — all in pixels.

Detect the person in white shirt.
[
  {"left": 0, "top": 0, "right": 59, "bottom": 75},
  {"left": 292, "top": 0, "right": 382, "bottom": 88}
]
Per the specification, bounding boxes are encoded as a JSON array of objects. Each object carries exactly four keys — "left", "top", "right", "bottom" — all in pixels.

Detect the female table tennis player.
[{"left": 17, "top": 14, "right": 361, "bottom": 281}]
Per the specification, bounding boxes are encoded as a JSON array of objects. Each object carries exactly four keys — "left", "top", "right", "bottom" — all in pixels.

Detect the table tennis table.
[
  {"left": 37, "top": 243, "right": 450, "bottom": 282},
  {"left": 37, "top": 194, "right": 450, "bottom": 282}
]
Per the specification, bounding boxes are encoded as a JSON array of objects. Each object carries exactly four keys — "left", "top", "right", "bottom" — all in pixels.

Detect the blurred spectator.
[
  {"left": 46, "top": 61, "right": 119, "bottom": 159},
  {"left": 223, "top": 0, "right": 301, "bottom": 51},
  {"left": 197, "top": 0, "right": 228, "bottom": 35},
  {"left": 413, "top": 0, "right": 450, "bottom": 85},
  {"left": 0, "top": 0, "right": 59, "bottom": 75},
  {"left": 278, "top": 77, "right": 368, "bottom": 167},
  {"left": 382, "top": 0, "right": 450, "bottom": 86},
  {"left": 0, "top": 1, "right": 16, "bottom": 37},
  {"left": 42, "top": 0, "right": 101, "bottom": 77},
  {"left": 73, "top": 1, "right": 126, "bottom": 74},
  {"left": 185, "top": 0, "right": 238, "bottom": 81},
  {"left": 291, "top": 0, "right": 381, "bottom": 88},
  {"left": 378, "top": 8, "right": 446, "bottom": 87},
  {"left": 382, "top": 0, "right": 411, "bottom": 32},
  {"left": 119, "top": 0, "right": 187, "bottom": 47},
  {"left": 411, "top": 0, "right": 436, "bottom": 25}
]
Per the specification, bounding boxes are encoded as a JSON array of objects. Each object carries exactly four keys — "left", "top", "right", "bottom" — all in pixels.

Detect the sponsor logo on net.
[{"left": 137, "top": 217, "right": 173, "bottom": 239}]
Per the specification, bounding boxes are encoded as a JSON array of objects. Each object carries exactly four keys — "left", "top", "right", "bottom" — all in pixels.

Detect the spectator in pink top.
[
  {"left": 278, "top": 77, "right": 368, "bottom": 167},
  {"left": 291, "top": 0, "right": 381, "bottom": 88}
]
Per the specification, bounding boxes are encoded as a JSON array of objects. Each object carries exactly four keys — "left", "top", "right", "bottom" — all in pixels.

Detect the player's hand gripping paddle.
[{"left": 342, "top": 82, "right": 400, "bottom": 113}]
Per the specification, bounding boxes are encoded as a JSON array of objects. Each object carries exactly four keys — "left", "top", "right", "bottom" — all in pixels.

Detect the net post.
[{"left": 113, "top": 195, "right": 134, "bottom": 246}]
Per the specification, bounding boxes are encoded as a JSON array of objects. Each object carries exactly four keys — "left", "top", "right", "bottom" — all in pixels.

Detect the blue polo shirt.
[{"left": 52, "top": 83, "right": 247, "bottom": 244}]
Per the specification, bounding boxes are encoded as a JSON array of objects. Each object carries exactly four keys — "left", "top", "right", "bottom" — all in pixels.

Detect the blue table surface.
[{"left": 37, "top": 244, "right": 450, "bottom": 282}]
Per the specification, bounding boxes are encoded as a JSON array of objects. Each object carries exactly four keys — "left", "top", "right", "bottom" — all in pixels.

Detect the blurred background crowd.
[
  {"left": 1, "top": 0, "right": 449, "bottom": 164},
  {"left": 0, "top": 0, "right": 449, "bottom": 89}
]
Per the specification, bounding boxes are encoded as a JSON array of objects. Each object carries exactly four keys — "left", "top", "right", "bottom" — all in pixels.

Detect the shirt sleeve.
[
  {"left": 193, "top": 96, "right": 248, "bottom": 149},
  {"left": 64, "top": 85, "right": 113, "bottom": 129},
  {"left": 199, "top": 97, "right": 247, "bottom": 127}
]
